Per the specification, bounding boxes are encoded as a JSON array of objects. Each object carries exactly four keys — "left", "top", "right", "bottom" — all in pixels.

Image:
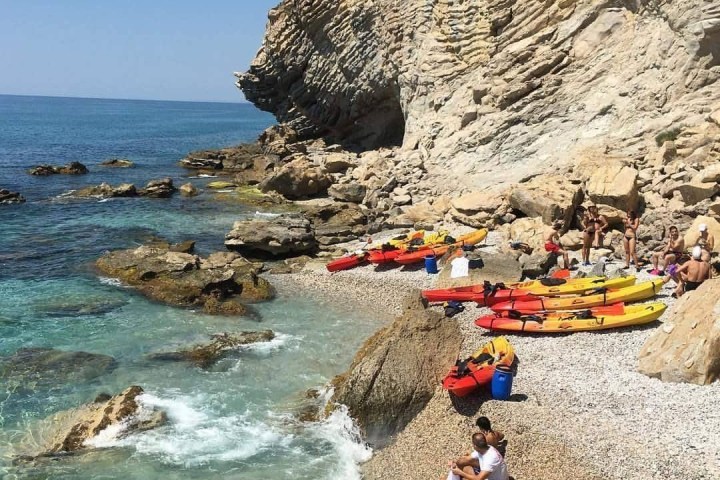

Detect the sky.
[{"left": 0, "top": 0, "right": 280, "bottom": 103}]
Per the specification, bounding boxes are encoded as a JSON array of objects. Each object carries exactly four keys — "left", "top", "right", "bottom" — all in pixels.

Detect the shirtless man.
[
  {"left": 665, "top": 246, "right": 711, "bottom": 297},
  {"left": 544, "top": 221, "right": 570, "bottom": 269},
  {"left": 696, "top": 223, "right": 715, "bottom": 262},
  {"left": 650, "top": 225, "right": 684, "bottom": 275}
]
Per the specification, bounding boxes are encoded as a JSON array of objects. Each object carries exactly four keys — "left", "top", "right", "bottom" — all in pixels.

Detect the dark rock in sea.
[
  {"left": 225, "top": 213, "right": 318, "bottom": 258},
  {"left": 138, "top": 177, "right": 176, "bottom": 198},
  {"left": 99, "top": 158, "right": 134, "bottom": 168},
  {"left": 0, "top": 348, "right": 117, "bottom": 387},
  {"left": 96, "top": 242, "right": 273, "bottom": 315},
  {"left": 179, "top": 182, "right": 199, "bottom": 196},
  {"left": 331, "top": 292, "right": 461, "bottom": 445},
  {"left": 148, "top": 330, "right": 275, "bottom": 368},
  {"left": 0, "top": 188, "right": 26, "bottom": 204},
  {"left": 34, "top": 297, "right": 127, "bottom": 317},
  {"left": 180, "top": 143, "right": 281, "bottom": 185},
  {"left": 72, "top": 182, "right": 138, "bottom": 198},
  {"left": 29, "top": 162, "right": 88, "bottom": 175}
]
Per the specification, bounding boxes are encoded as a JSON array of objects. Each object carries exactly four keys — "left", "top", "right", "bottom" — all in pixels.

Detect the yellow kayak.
[
  {"left": 477, "top": 303, "right": 667, "bottom": 333},
  {"left": 394, "top": 229, "right": 488, "bottom": 264},
  {"left": 491, "top": 279, "right": 666, "bottom": 312}
]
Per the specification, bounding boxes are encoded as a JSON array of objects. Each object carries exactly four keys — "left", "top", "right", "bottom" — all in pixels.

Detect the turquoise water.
[{"left": 0, "top": 95, "right": 379, "bottom": 478}]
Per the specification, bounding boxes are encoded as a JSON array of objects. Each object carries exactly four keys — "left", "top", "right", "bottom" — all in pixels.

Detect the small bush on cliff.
[{"left": 655, "top": 127, "right": 682, "bottom": 146}]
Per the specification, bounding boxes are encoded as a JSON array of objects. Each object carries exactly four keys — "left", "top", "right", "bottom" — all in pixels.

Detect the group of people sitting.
[
  {"left": 542, "top": 205, "right": 715, "bottom": 296},
  {"left": 446, "top": 417, "right": 510, "bottom": 480}
]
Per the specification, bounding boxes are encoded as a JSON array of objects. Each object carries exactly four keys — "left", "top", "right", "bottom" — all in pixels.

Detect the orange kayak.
[
  {"left": 326, "top": 252, "right": 368, "bottom": 272},
  {"left": 394, "top": 229, "right": 488, "bottom": 265}
]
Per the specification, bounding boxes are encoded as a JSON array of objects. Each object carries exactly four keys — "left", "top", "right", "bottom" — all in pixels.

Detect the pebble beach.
[{"left": 277, "top": 230, "right": 720, "bottom": 480}]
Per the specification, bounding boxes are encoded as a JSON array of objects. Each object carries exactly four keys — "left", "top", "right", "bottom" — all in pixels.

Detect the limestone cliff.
[{"left": 237, "top": 0, "right": 720, "bottom": 191}]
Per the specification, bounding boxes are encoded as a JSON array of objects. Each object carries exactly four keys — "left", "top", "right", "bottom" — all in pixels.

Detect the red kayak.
[
  {"left": 422, "top": 282, "right": 535, "bottom": 306},
  {"left": 367, "top": 249, "right": 406, "bottom": 265},
  {"left": 325, "top": 252, "right": 368, "bottom": 272},
  {"left": 442, "top": 336, "right": 516, "bottom": 397}
]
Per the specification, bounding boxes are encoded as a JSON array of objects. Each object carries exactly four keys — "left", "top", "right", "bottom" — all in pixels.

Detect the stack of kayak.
[
  {"left": 326, "top": 228, "right": 488, "bottom": 272},
  {"left": 442, "top": 336, "right": 516, "bottom": 397}
]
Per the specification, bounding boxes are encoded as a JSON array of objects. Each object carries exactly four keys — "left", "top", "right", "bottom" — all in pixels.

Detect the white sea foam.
[
  {"left": 98, "top": 276, "right": 124, "bottom": 287},
  {"left": 254, "top": 211, "right": 281, "bottom": 218},
  {"left": 197, "top": 174, "right": 216, "bottom": 178},
  {"left": 214, "top": 189, "right": 235, "bottom": 193}
]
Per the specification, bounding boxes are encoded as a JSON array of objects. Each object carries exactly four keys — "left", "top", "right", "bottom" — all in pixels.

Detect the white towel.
[{"left": 451, "top": 257, "right": 470, "bottom": 278}]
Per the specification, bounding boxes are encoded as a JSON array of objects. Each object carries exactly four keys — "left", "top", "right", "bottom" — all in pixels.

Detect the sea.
[{"left": 0, "top": 95, "right": 379, "bottom": 479}]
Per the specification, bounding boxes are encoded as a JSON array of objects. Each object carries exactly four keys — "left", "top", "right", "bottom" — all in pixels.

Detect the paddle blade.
[
  {"left": 590, "top": 302, "right": 625, "bottom": 315},
  {"left": 551, "top": 269, "right": 571, "bottom": 279}
]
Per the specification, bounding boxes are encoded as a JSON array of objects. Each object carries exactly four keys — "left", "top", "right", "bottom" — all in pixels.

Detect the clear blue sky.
[{"left": 0, "top": 0, "right": 279, "bottom": 102}]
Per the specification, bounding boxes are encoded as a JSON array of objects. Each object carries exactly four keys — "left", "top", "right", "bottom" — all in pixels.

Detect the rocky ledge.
[
  {"left": 0, "top": 188, "right": 25, "bottom": 204},
  {"left": 70, "top": 178, "right": 177, "bottom": 199},
  {"left": 29, "top": 162, "right": 88, "bottom": 175},
  {"left": 99, "top": 158, "right": 134, "bottom": 168},
  {"left": 96, "top": 240, "right": 273, "bottom": 315}
]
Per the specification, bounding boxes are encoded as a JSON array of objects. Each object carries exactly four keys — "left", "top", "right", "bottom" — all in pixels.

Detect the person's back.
[
  {"left": 473, "top": 445, "right": 508, "bottom": 480},
  {"left": 686, "top": 258, "right": 711, "bottom": 283}
]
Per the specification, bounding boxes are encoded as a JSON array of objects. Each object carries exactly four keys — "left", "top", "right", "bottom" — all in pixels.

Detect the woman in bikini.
[
  {"left": 623, "top": 210, "right": 640, "bottom": 269},
  {"left": 581, "top": 206, "right": 608, "bottom": 265}
]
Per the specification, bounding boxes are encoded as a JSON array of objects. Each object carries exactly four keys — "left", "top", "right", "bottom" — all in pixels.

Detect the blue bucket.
[
  {"left": 491, "top": 364, "right": 514, "bottom": 400},
  {"left": 424, "top": 255, "right": 438, "bottom": 274}
]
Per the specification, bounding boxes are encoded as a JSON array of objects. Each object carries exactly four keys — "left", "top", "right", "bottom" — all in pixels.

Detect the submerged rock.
[
  {"left": 99, "top": 158, "right": 134, "bottom": 168},
  {"left": 331, "top": 293, "right": 461, "bottom": 445},
  {"left": 179, "top": 182, "right": 199, "bottom": 196},
  {"left": 0, "top": 348, "right": 117, "bottom": 387},
  {"left": 0, "top": 188, "right": 26, "bottom": 204},
  {"left": 148, "top": 330, "right": 275, "bottom": 368},
  {"left": 29, "top": 162, "right": 88, "bottom": 175},
  {"left": 33, "top": 297, "right": 127, "bottom": 317},
  {"left": 96, "top": 242, "right": 273, "bottom": 315}
]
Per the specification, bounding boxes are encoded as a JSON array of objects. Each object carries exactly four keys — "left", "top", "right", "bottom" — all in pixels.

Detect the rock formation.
[
  {"left": 0, "top": 188, "right": 25, "bottom": 204},
  {"left": 225, "top": 214, "right": 318, "bottom": 257},
  {"left": 330, "top": 292, "right": 462, "bottom": 445},
  {"left": 69, "top": 178, "right": 178, "bottom": 199},
  {"left": 99, "top": 158, "right": 134, "bottom": 168},
  {"left": 179, "top": 182, "right": 199, "bottom": 196},
  {"left": 29, "top": 162, "right": 88, "bottom": 175},
  {"left": 638, "top": 279, "right": 720, "bottom": 384},
  {"left": 96, "top": 241, "right": 273, "bottom": 315},
  {"left": 148, "top": 330, "right": 275, "bottom": 368}
]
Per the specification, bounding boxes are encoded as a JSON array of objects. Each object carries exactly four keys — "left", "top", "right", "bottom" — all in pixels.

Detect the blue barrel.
[
  {"left": 424, "top": 255, "right": 438, "bottom": 274},
  {"left": 491, "top": 364, "right": 514, "bottom": 400}
]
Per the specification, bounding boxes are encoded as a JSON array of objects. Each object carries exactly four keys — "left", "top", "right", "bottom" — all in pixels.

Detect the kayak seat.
[
  {"left": 539, "top": 278, "right": 567, "bottom": 286},
  {"left": 575, "top": 309, "right": 596, "bottom": 320}
]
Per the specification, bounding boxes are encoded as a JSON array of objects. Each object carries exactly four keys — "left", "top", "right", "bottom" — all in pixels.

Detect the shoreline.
[{"left": 270, "top": 235, "right": 720, "bottom": 480}]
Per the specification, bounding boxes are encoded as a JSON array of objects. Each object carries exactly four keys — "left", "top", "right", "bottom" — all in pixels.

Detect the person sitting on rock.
[
  {"left": 650, "top": 225, "right": 684, "bottom": 275},
  {"left": 449, "top": 433, "right": 509, "bottom": 480},
  {"left": 695, "top": 223, "right": 715, "bottom": 262},
  {"left": 544, "top": 221, "right": 570, "bottom": 269},
  {"left": 664, "top": 246, "right": 711, "bottom": 297}
]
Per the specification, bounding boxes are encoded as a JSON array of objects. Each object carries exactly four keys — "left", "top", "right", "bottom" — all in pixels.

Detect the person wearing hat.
[
  {"left": 695, "top": 223, "right": 715, "bottom": 262},
  {"left": 664, "top": 245, "right": 711, "bottom": 297}
]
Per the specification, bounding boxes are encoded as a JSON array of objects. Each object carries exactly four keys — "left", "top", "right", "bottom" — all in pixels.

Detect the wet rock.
[
  {"left": 96, "top": 242, "right": 272, "bottom": 315},
  {"left": 0, "top": 348, "right": 117, "bottom": 387},
  {"left": 29, "top": 162, "right": 88, "bottom": 176},
  {"left": 99, "top": 158, "right": 134, "bottom": 168},
  {"left": 72, "top": 182, "right": 138, "bottom": 198},
  {"left": 0, "top": 188, "right": 26, "bottom": 204},
  {"left": 148, "top": 330, "right": 275, "bottom": 368},
  {"left": 225, "top": 214, "right": 318, "bottom": 257},
  {"left": 207, "top": 181, "right": 237, "bottom": 189},
  {"left": 139, "top": 178, "right": 176, "bottom": 198},
  {"left": 34, "top": 297, "right": 127, "bottom": 317},
  {"left": 331, "top": 293, "right": 461, "bottom": 445},
  {"left": 179, "top": 182, "right": 199, "bottom": 196}
]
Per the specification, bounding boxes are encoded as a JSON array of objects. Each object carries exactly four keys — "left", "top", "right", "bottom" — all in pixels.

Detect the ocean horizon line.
[{"left": 0, "top": 92, "right": 251, "bottom": 106}]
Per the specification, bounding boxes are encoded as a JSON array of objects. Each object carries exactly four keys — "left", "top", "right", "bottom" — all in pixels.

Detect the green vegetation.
[{"left": 655, "top": 127, "right": 682, "bottom": 146}]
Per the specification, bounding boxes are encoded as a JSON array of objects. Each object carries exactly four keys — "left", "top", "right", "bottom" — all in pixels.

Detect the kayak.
[
  {"left": 394, "top": 229, "right": 488, "bottom": 265},
  {"left": 442, "top": 336, "right": 515, "bottom": 397},
  {"left": 367, "top": 248, "right": 405, "bottom": 264},
  {"left": 475, "top": 302, "right": 666, "bottom": 333},
  {"left": 421, "top": 275, "right": 637, "bottom": 304},
  {"left": 326, "top": 252, "right": 368, "bottom": 272},
  {"left": 491, "top": 279, "right": 666, "bottom": 313}
]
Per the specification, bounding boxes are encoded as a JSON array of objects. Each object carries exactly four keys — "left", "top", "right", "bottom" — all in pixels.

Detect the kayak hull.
[
  {"left": 326, "top": 253, "right": 367, "bottom": 272},
  {"left": 442, "top": 336, "right": 515, "bottom": 397},
  {"left": 367, "top": 249, "right": 405, "bottom": 265},
  {"left": 476, "top": 303, "right": 666, "bottom": 333}
]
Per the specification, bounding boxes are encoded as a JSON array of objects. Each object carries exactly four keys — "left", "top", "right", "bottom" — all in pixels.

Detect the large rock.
[
  {"left": 503, "top": 217, "right": 547, "bottom": 253},
  {"left": 148, "top": 330, "right": 275, "bottom": 368},
  {"left": 72, "top": 182, "right": 138, "bottom": 198},
  {"left": 179, "top": 182, "right": 199, "bottom": 197},
  {"left": 586, "top": 162, "right": 639, "bottom": 211},
  {"left": 99, "top": 158, "right": 134, "bottom": 168},
  {"left": 449, "top": 191, "right": 504, "bottom": 227},
  {"left": 302, "top": 202, "right": 367, "bottom": 246},
  {"left": 508, "top": 175, "right": 583, "bottom": 226},
  {"left": 180, "top": 143, "right": 280, "bottom": 184},
  {"left": 0, "top": 188, "right": 25, "bottom": 204},
  {"left": 225, "top": 214, "right": 318, "bottom": 257},
  {"left": 139, "top": 178, "right": 176, "bottom": 198},
  {"left": 328, "top": 183, "right": 367, "bottom": 203},
  {"left": 684, "top": 216, "right": 720, "bottom": 253},
  {"left": 259, "top": 157, "right": 332, "bottom": 199},
  {"left": 331, "top": 293, "right": 461, "bottom": 444},
  {"left": 96, "top": 242, "right": 272, "bottom": 315},
  {"left": 28, "top": 162, "right": 88, "bottom": 175},
  {"left": 638, "top": 280, "right": 720, "bottom": 385}
]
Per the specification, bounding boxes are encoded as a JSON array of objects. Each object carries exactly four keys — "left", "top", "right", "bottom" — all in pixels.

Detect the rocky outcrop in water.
[
  {"left": 70, "top": 178, "right": 177, "bottom": 199},
  {"left": 330, "top": 292, "right": 461, "bottom": 445},
  {"left": 148, "top": 330, "right": 275, "bottom": 368},
  {"left": 29, "top": 162, "right": 88, "bottom": 175},
  {"left": 639, "top": 279, "right": 720, "bottom": 385},
  {"left": 99, "top": 158, "right": 134, "bottom": 168},
  {"left": 225, "top": 214, "right": 318, "bottom": 257},
  {"left": 96, "top": 241, "right": 273, "bottom": 315},
  {"left": 0, "top": 188, "right": 25, "bottom": 204}
]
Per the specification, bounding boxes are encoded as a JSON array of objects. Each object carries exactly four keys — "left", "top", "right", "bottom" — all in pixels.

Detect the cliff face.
[{"left": 237, "top": 0, "right": 720, "bottom": 189}]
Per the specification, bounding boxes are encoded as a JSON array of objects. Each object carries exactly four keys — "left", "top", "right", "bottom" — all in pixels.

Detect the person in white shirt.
[{"left": 450, "top": 433, "right": 510, "bottom": 480}]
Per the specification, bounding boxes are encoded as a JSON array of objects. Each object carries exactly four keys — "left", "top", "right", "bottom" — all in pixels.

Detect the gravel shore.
[{"left": 267, "top": 233, "right": 720, "bottom": 479}]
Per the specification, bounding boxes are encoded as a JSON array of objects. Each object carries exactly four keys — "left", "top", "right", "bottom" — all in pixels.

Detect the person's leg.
[
  {"left": 652, "top": 252, "right": 660, "bottom": 270},
  {"left": 562, "top": 249, "right": 570, "bottom": 269},
  {"left": 630, "top": 237, "right": 639, "bottom": 266},
  {"left": 623, "top": 237, "right": 630, "bottom": 268},
  {"left": 582, "top": 232, "right": 590, "bottom": 264},
  {"left": 664, "top": 253, "right": 676, "bottom": 270},
  {"left": 593, "top": 230, "right": 601, "bottom": 248}
]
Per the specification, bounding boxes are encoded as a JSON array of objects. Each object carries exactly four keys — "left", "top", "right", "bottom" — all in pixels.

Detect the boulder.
[
  {"left": 0, "top": 188, "right": 25, "bottom": 204},
  {"left": 560, "top": 229, "right": 583, "bottom": 251},
  {"left": 139, "top": 178, "right": 176, "bottom": 198},
  {"left": 331, "top": 293, "right": 461, "bottom": 444},
  {"left": 653, "top": 141, "right": 676, "bottom": 167},
  {"left": 72, "top": 182, "right": 138, "bottom": 198},
  {"left": 449, "top": 191, "right": 504, "bottom": 227},
  {"left": 260, "top": 158, "right": 332, "bottom": 199},
  {"left": 696, "top": 163, "right": 720, "bottom": 183},
  {"left": 401, "top": 198, "right": 448, "bottom": 227},
  {"left": 586, "top": 162, "right": 639, "bottom": 211},
  {"left": 302, "top": 202, "right": 367, "bottom": 246},
  {"left": 322, "top": 152, "right": 357, "bottom": 173},
  {"left": 28, "top": 162, "right": 89, "bottom": 176},
  {"left": 504, "top": 217, "right": 547, "bottom": 253},
  {"left": 207, "top": 181, "right": 237, "bottom": 189},
  {"left": 225, "top": 214, "right": 318, "bottom": 257},
  {"left": 96, "top": 242, "right": 272, "bottom": 314},
  {"left": 638, "top": 280, "right": 720, "bottom": 385},
  {"left": 179, "top": 182, "right": 199, "bottom": 197},
  {"left": 508, "top": 175, "right": 583, "bottom": 226},
  {"left": 674, "top": 179, "right": 718, "bottom": 205},
  {"left": 519, "top": 252, "right": 557, "bottom": 278},
  {"left": 596, "top": 203, "right": 626, "bottom": 226},
  {"left": 180, "top": 143, "right": 280, "bottom": 183},
  {"left": 684, "top": 216, "right": 720, "bottom": 253},
  {"left": 99, "top": 158, "right": 134, "bottom": 168},
  {"left": 328, "top": 183, "right": 367, "bottom": 203},
  {"left": 148, "top": 330, "right": 275, "bottom": 368}
]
